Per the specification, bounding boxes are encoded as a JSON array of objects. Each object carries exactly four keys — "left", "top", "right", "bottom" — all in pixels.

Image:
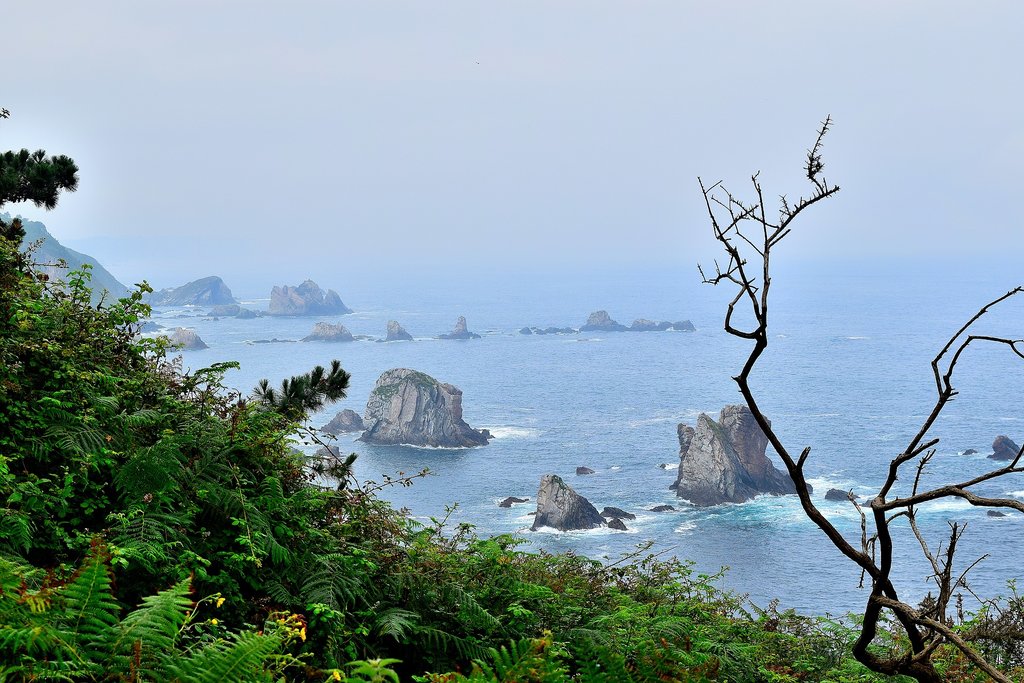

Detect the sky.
[{"left": 2, "top": 1, "right": 1022, "bottom": 292}]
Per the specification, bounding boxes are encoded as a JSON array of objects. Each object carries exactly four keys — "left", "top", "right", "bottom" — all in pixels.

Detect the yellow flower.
[
  {"left": 300, "top": 626, "right": 307, "bottom": 642},
  {"left": 332, "top": 672, "right": 342, "bottom": 682},
  {"left": 215, "top": 597, "right": 225, "bottom": 608},
  {"left": 210, "top": 618, "right": 218, "bottom": 625}
]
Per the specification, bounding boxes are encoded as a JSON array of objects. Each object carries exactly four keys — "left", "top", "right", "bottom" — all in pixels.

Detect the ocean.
[{"left": 155, "top": 261, "right": 1024, "bottom": 616}]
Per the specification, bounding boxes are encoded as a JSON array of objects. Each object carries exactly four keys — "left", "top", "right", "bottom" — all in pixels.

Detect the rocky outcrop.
[
  {"left": 650, "top": 505, "right": 676, "bottom": 512},
  {"left": 627, "top": 319, "right": 695, "bottom": 331},
  {"left": 531, "top": 474, "right": 605, "bottom": 531},
  {"left": 167, "top": 327, "right": 208, "bottom": 350},
  {"left": 151, "top": 276, "right": 237, "bottom": 307},
  {"left": 520, "top": 326, "right": 578, "bottom": 335},
  {"left": 674, "top": 405, "right": 803, "bottom": 506},
  {"left": 359, "top": 368, "right": 491, "bottom": 447},
  {"left": 576, "top": 466, "right": 595, "bottom": 475},
  {"left": 269, "top": 280, "right": 352, "bottom": 316},
  {"left": 385, "top": 320, "right": 413, "bottom": 342},
  {"left": 498, "top": 496, "right": 529, "bottom": 508},
  {"left": 321, "top": 409, "right": 365, "bottom": 434},
  {"left": 302, "top": 322, "right": 354, "bottom": 342},
  {"left": 208, "top": 304, "right": 241, "bottom": 317},
  {"left": 439, "top": 316, "right": 480, "bottom": 340},
  {"left": 962, "top": 448, "right": 979, "bottom": 455},
  {"left": 580, "top": 310, "right": 627, "bottom": 332},
  {"left": 628, "top": 319, "right": 671, "bottom": 331},
  {"left": 236, "top": 308, "right": 260, "bottom": 319},
  {"left": 600, "top": 507, "right": 636, "bottom": 520},
  {"left": 825, "top": 488, "right": 859, "bottom": 502},
  {"left": 990, "top": 436, "right": 1021, "bottom": 461},
  {"left": 988, "top": 510, "right": 1008, "bottom": 518}
]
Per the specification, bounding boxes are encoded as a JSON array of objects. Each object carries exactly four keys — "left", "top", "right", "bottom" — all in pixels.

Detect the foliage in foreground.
[{"left": 2, "top": 217, "right": 1023, "bottom": 682}]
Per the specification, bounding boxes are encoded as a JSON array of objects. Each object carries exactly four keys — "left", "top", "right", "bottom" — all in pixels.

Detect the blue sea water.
[{"left": 157, "top": 262, "right": 1024, "bottom": 616}]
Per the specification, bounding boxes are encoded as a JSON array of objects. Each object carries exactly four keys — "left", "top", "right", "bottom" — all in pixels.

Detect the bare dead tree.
[{"left": 699, "top": 116, "right": 1024, "bottom": 682}]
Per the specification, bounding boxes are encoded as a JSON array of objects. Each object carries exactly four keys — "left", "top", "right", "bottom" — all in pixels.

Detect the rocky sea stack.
[
  {"left": 674, "top": 405, "right": 803, "bottom": 506},
  {"left": 580, "top": 310, "right": 627, "bottom": 332},
  {"left": 151, "top": 276, "right": 237, "bottom": 307},
  {"left": 269, "top": 280, "right": 352, "bottom": 316},
  {"left": 385, "top": 320, "right": 413, "bottom": 342},
  {"left": 302, "top": 322, "right": 354, "bottom": 342},
  {"left": 167, "top": 327, "right": 208, "bottom": 350},
  {"left": 439, "top": 316, "right": 480, "bottom": 340},
  {"left": 531, "top": 474, "right": 605, "bottom": 531},
  {"left": 359, "top": 368, "right": 491, "bottom": 447},
  {"left": 991, "top": 435, "right": 1021, "bottom": 461},
  {"left": 321, "top": 409, "right": 365, "bottom": 434}
]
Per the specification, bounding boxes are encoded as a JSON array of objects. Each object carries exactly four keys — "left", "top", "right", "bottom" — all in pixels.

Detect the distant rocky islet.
[{"left": 521, "top": 310, "right": 695, "bottom": 335}]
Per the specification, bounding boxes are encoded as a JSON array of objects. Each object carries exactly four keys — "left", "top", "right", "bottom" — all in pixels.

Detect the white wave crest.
[{"left": 485, "top": 426, "right": 542, "bottom": 440}]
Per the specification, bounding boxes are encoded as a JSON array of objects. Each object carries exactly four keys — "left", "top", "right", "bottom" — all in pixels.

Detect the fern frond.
[
  {"left": 166, "top": 630, "right": 283, "bottom": 683},
  {"left": 60, "top": 547, "right": 120, "bottom": 657},
  {"left": 374, "top": 608, "right": 419, "bottom": 641},
  {"left": 115, "top": 577, "right": 194, "bottom": 670}
]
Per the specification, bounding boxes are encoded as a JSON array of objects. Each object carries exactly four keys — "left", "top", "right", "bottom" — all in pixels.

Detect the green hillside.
[{"left": 6, "top": 212, "right": 130, "bottom": 302}]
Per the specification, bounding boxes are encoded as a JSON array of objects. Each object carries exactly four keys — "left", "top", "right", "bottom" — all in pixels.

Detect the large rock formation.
[
  {"left": 151, "top": 276, "right": 237, "bottom": 306},
  {"left": 321, "top": 409, "right": 365, "bottom": 434},
  {"left": 531, "top": 474, "right": 605, "bottom": 531},
  {"left": 302, "top": 322, "right": 354, "bottom": 342},
  {"left": 580, "top": 310, "right": 627, "bottom": 332},
  {"left": 439, "top": 316, "right": 481, "bottom": 339},
  {"left": 167, "top": 327, "right": 208, "bottom": 350},
  {"left": 359, "top": 368, "right": 491, "bottom": 447},
  {"left": 269, "top": 280, "right": 352, "bottom": 316},
  {"left": 385, "top": 320, "right": 413, "bottom": 342},
  {"left": 991, "top": 435, "right": 1021, "bottom": 461},
  {"left": 674, "top": 405, "right": 802, "bottom": 506}
]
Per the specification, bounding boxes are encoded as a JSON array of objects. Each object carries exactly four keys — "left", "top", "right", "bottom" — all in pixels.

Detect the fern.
[
  {"left": 60, "top": 546, "right": 121, "bottom": 661},
  {"left": 114, "top": 578, "right": 194, "bottom": 677},
  {"left": 374, "top": 608, "right": 419, "bottom": 641},
  {"left": 165, "top": 630, "right": 284, "bottom": 683},
  {"left": 301, "top": 555, "right": 367, "bottom": 611}
]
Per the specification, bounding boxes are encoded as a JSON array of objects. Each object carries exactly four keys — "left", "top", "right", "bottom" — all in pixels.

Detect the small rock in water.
[
  {"left": 168, "top": 327, "right": 208, "bottom": 350},
  {"left": 439, "top": 315, "right": 481, "bottom": 340},
  {"left": 321, "top": 409, "right": 365, "bottom": 434},
  {"left": 606, "top": 518, "right": 628, "bottom": 531},
  {"left": 302, "top": 322, "right": 354, "bottom": 342},
  {"left": 385, "top": 320, "right": 413, "bottom": 342},
  {"left": 531, "top": 474, "right": 604, "bottom": 531},
  {"left": 962, "top": 448, "right": 978, "bottom": 455},
  {"left": 498, "top": 496, "right": 529, "bottom": 508},
  {"left": 600, "top": 506, "right": 636, "bottom": 520},
  {"left": 987, "top": 510, "right": 1008, "bottom": 518},
  {"left": 649, "top": 505, "right": 676, "bottom": 512},
  {"left": 576, "top": 466, "right": 595, "bottom": 475},
  {"left": 824, "top": 488, "right": 859, "bottom": 502}
]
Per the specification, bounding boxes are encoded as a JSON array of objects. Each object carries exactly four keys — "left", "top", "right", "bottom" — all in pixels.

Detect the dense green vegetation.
[{"left": 2, "top": 128, "right": 1021, "bottom": 682}]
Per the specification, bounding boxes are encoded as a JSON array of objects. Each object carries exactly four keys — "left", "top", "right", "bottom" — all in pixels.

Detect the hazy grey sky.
[{"left": 3, "top": 1, "right": 1022, "bottom": 290}]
